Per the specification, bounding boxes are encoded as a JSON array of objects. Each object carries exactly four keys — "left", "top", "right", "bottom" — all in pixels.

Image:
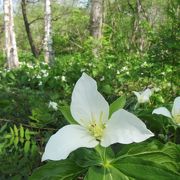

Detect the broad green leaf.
[
  {"left": 109, "top": 96, "right": 126, "bottom": 118},
  {"left": 30, "top": 159, "right": 85, "bottom": 180},
  {"left": 72, "top": 148, "right": 102, "bottom": 167},
  {"left": 59, "top": 105, "right": 77, "bottom": 124},
  {"left": 114, "top": 157, "right": 180, "bottom": 180},
  {"left": 115, "top": 141, "right": 180, "bottom": 173},
  {"left": 83, "top": 141, "right": 180, "bottom": 180},
  {"left": 72, "top": 147, "right": 115, "bottom": 168},
  {"left": 84, "top": 166, "right": 129, "bottom": 180},
  {"left": 85, "top": 156, "right": 179, "bottom": 180}
]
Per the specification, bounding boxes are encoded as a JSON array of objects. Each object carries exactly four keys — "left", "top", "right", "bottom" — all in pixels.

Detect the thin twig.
[{"left": 0, "top": 118, "right": 57, "bottom": 131}]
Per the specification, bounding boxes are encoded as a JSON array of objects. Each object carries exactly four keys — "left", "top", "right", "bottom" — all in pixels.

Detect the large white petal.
[
  {"left": 152, "top": 107, "right": 172, "bottom": 118},
  {"left": 101, "top": 109, "right": 154, "bottom": 147},
  {"left": 42, "top": 125, "right": 98, "bottom": 161},
  {"left": 172, "top": 96, "right": 180, "bottom": 118},
  {"left": 70, "top": 73, "right": 109, "bottom": 127}
]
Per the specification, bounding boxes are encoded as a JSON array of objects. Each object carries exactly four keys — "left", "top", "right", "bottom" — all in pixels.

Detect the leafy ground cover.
[{"left": 0, "top": 55, "right": 179, "bottom": 179}]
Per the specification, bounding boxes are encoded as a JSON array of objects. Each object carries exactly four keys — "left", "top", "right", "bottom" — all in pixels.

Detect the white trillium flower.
[
  {"left": 36, "top": 75, "right": 41, "bottom": 79},
  {"left": 61, "top": 76, "right": 66, "bottom": 82},
  {"left": 38, "top": 81, "right": 43, "bottom": 86},
  {"left": 54, "top": 76, "right": 60, "bottom": 80},
  {"left": 152, "top": 97, "right": 180, "bottom": 125},
  {"left": 42, "top": 73, "right": 154, "bottom": 161},
  {"left": 48, "top": 101, "right": 58, "bottom": 111},
  {"left": 133, "top": 88, "right": 153, "bottom": 104},
  {"left": 141, "top": 61, "right": 148, "bottom": 67},
  {"left": 41, "top": 70, "right": 47, "bottom": 74},
  {"left": 116, "top": 70, "right": 120, "bottom": 75},
  {"left": 43, "top": 72, "right": 49, "bottom": 78},
  {"left": 100, "top": 76, "right": 105, "bottom": 81},
  {"left": 80, "top": 68, "right": 86, "bottom": 72},
  {"left": 121, "top": 66, "right": 128, "bottom": 71}
]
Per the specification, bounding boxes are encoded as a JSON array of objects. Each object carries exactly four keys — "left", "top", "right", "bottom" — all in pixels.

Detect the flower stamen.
[{"left": 88, "top": 112, "right": 106, "bottom": 141}]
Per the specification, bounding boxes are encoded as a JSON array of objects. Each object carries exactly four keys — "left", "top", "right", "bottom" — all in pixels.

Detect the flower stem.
[{"left": 95, "top": 145, "right": 106, "bottom": 163}]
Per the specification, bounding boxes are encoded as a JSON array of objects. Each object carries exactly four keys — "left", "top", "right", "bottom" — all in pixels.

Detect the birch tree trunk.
[
  {"left": 90, "top": 0, "right": 103, "bottom": 57},
  {"left": 44, "top": 0, "right": 53, "bottom": 64},
  {"left": 4, "top": 0, "right": 19, "bottom": 69},
  {"left": 130, "top": 0, "right": 148, "bottom": 52},
  {"left": 90, "top": 0, "right": 103, "bottom": 39}
]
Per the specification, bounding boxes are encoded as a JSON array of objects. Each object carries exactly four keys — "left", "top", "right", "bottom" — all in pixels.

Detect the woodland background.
[{"left": 0, "top": 0, "right": 179, "bottom": 179}]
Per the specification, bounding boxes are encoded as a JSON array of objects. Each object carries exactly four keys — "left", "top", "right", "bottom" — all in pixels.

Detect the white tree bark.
[
  {"left": 4, "top": 0, "right": 19, "bottom": 69},
  {"left": 90, "top": 0, "right": 103, "bottom": 57},
  {"left": 90, "top": 0, "right": 103, "bottom": 39},
  {"left": 44, "top": 0, "right": 53, "bottom": 64}
]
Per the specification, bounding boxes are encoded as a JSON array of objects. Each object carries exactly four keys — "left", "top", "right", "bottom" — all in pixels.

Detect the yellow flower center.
[{"left": 88, "top": 112, "right": 106, "bottom": 140}]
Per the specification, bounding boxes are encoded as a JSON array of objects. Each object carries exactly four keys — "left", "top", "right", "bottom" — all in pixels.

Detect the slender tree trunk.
[
  {"left": 90, "top": 0, "right": 103, "bottom": 56},
  {"left": 4, "top": 0, "right": 19, "bottom": 69},
  {"left": 21, "top": 0, "right": 39, "bottom": 58},
  {"left": 130, "top": 0, "right": 148, "bottom": 52},
  {"left": 131, "top": 0, "right": 141, "bottom": 50},
  {"left": 90, "top": 0, "right": 103, "bottom": 39},
  {"left": 44, "top": 0, "right": 53, "bottom": 64}
]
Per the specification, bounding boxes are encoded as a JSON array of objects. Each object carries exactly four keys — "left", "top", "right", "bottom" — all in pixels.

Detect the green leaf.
[
  {"left": 7, "top": 135, "right": 14, "bottom": 146},
  {"left": 25, "top": 129, "right": 30, "bottom": 140},
  {"left": 115, "top": 141, "right": 180, "bottom": 173},
  {"left": 14, "top": 137, "right": 19, "bottom": 148},
  {"left": 85, "top": 141, "right": 180, "bottom": 180},
  {"left": 14, "top": 125, "right": 18, "bottom": 137},
  {"left": 10, "top": 127, "right": 14, "bottom": 137},
  {"left": 85, "top": 156, "right": 179, "bottom": 180},
  {"left": 30, "top": 159, "right": 85, "bottom": 180},
  {"left": 31, "top": 143, "right": 38, "bottom": 154},
  {"left": 20, "top": 137, "right": 24, "bottom": 143},
  {"left": 59, "top": 105, "right": 77, "bottom": 124},
  {"left": 0, "top": 123, "right": 7, "bottom": 133},
  {"left": 4, "top": 134, "right": 11, "bottom": 138},
  {"left": 102, "top": 84, "right": 112, "bottom": 94},
  {"left": 29, "top": 107, "right": 54, "bottom": 127},
  {"left": 85, "top": 166, "right": 130, "bottom": 180},
  {"left": 72, "top": 148, "right": 102, "bottom": 168},
  {"left": 109, "top": 96, "right": 126, "bottom": 118},
  {"left": 20, "top": 124, "right": 24, "bottom": 138},
  {"left": 24, "top": 140, "right": 30, "bottom": 154},
  {"left": 113, "top": 157, "right": 180, "bottom": 180}
]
